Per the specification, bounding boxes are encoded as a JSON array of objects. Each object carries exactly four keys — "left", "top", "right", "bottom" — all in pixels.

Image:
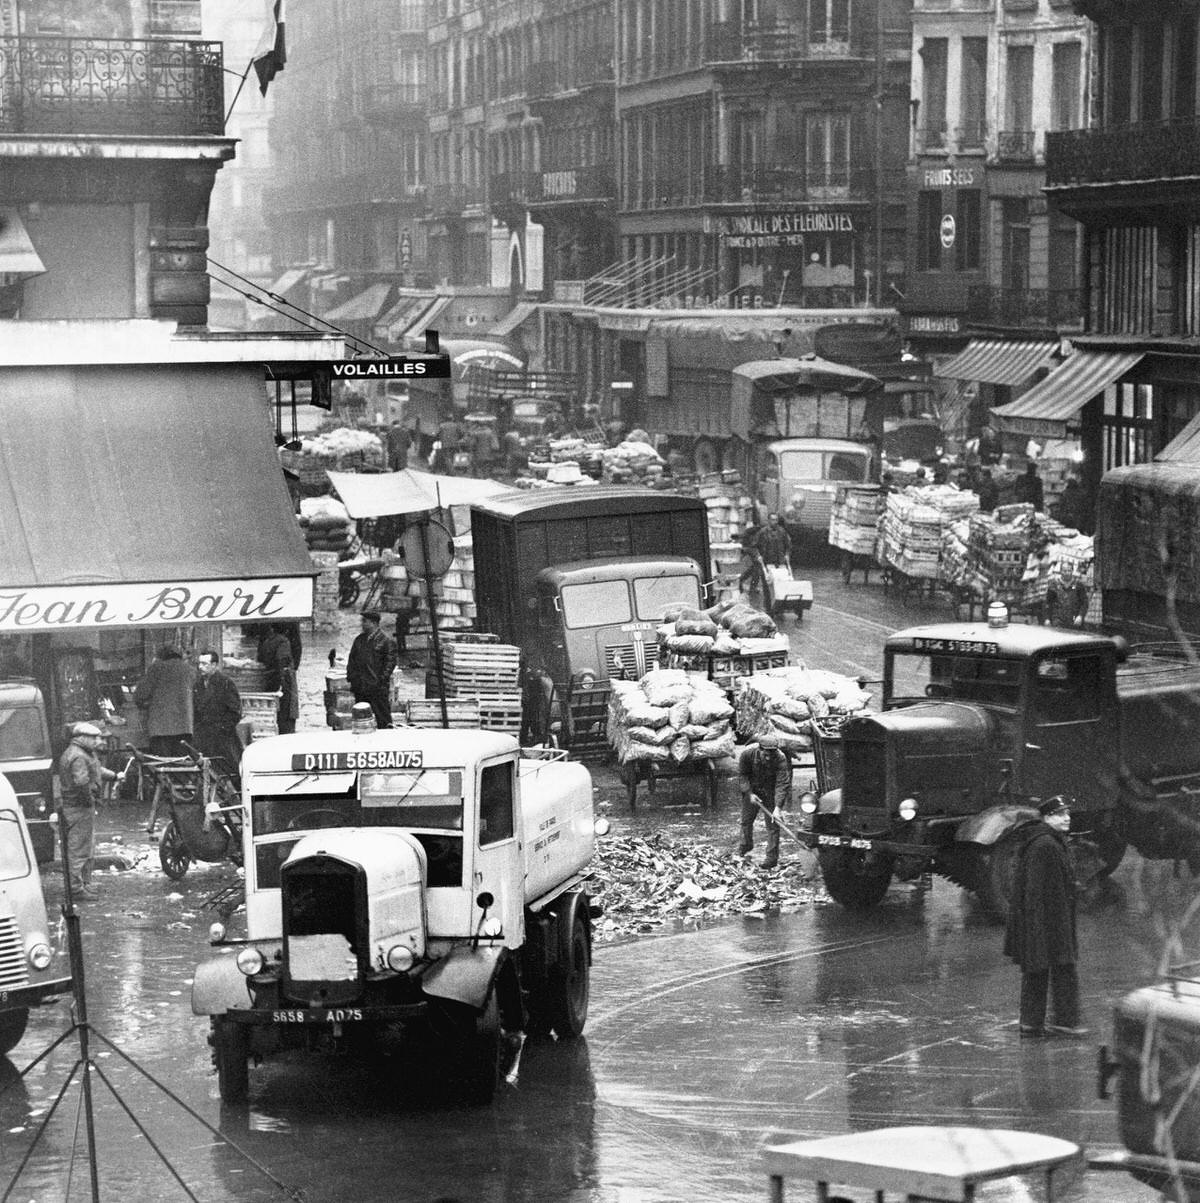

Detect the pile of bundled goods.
[
  {"left": 965, "top": 502, "right": 1037, "bottom": 605},
  {"left": 606, "top": 669, "right": 736, "bottom": 766},
  {"left": 1023, "top": 529, "right": 1095, "bottom": 617},
  {"left": 298, "top": 496, "right": 354, "bottom": 552},
  {"left": 547, "top": 436, "right": 605, "bottom": 476},
  {"left": 298, "top": 426, "right": 384, "bottom": 464},
  {"left": 698, "top": 472, "right": 756, "bottom": 546},
  {"left": 939, "top": 517, "right": 973, "bottom": 592},
  {"left": 656, "top": 600, "right": 781, "bottom": 659},
  {"left": 829, "top": 484, "right": 884, "bottom": 557},
  {"left": 600, "top": 439, "right": 667, "bottom": 486},
  {"left": 877, "top": 485, "right": 979, "bottom": 580},
  {"left": 733, "top": 665, "right": 873, "bottom": 753},
  {"left": 591, "top": 831, "right": 823, "bottom": 940}
]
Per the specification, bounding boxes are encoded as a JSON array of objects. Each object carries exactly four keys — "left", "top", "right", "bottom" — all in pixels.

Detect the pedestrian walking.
[
  {"left": 193, "top": 650, "right": 244, "bottom": 775},
  {"left": 134, "top": 645, "right": 196, "bottom": 757},
  {"left": 347, "top": 610, "right": 398, "bottom": 730},
  {"left": 56, "top": 721, "right": 121, "bottom": 902},
  {"left": 756, "top": 512, "right": 792, "bottom": 568},
  {"left": 257, "top": 624, "right": 299, "bottom": 735},
  {"left": 386, "top": 420, "right": 412, "bottom": 471},
  {"left": 736, "top": 729, "right": 792, "bottom": 869},
  {"left": 737, "top": 519, "right": 764, "bottom": 596},
  {"left": 1003, "top": 795, "right": 1088, "bottom": 1039}
]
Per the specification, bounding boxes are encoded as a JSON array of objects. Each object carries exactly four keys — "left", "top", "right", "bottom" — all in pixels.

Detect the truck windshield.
[
  {"left": 888, "top": 651, "right": 1022, "bottom": 707},
  {"left": 634, "top": 574, "right": 701, "bottom": 620},
  {"left": 251, "top": 770, "right": 464, "bottom": 835},
  {"left": 0, "top": 706, "right": 48, "bottom": 760},
  {"left": 560, "top": 580, "right": 632, "bottom": 628},
  {"left": 778, "top": 450, "right": 869, "bottom": 483},
  {"left": 0, "top": 810, "right": 31, "bottom": 881}
]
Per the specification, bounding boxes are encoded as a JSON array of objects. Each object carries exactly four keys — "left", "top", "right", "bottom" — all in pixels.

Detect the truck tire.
[
  {"left": 0, "top": 1008, "right": 29, "bottom": 1055},
  {"left": 210, "top": 1017, "right": 249, "bottom": 1104},
  {"left": 970, "top": 833, "right": 1022, "bottom": 922},
  {"left": 817, "top": 848, "right": 894, "bottom": 909},
  {"left": 549, "top": 910, "right": 590, "bottom": 1039}
]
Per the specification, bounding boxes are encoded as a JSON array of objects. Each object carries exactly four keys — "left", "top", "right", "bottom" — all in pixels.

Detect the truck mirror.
[{"left": 475, "top": 891, "right": 494, "bottom": 910}]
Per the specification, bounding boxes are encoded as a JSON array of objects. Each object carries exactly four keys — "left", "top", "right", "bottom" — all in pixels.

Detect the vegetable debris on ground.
[{"left": 590, "top": 831, "right": 828, "bottom": 941}]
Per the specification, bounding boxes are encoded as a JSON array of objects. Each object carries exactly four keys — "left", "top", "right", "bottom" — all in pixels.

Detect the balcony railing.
[
  {"left": 705, "top": 19, "right": 870, "bottom": 65},
  {"left": 527, "top": 162, "right": 616, "bottom": 204},
  {"left": 996, "top": 130, "right": 1036, "bottom": 161},
  {"left": 361, "top": 82, "right": 425, "bottom": 123},
  {"left": 0, "top": 35, "right": 223, "bottom": 135},
  {"left": 705, "top": 163, "right": 880, "bottom": 204},
  {"left": 966, "top": 286, "right": 1084, "bottom": 329},
  {"left": 1046, "top": 117, "right": 1200, "bottom": 187},
  {"left": 956, "top": 119, "right": 987, "bottom": 150}
]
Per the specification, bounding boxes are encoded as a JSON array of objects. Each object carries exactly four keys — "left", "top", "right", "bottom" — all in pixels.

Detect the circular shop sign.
[{"left": 939, "top": 214, "right": 957, "bottom": 249}]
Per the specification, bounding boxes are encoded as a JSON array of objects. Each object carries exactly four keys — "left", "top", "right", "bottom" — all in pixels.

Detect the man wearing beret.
[
  {"left": 347, "top": 610, "right": 398, "bottom": 730},
  {"left": 56, "top": 722, "right": 122, "bottom": 902},
  {"left": 1003, "top": 795, "right": 1087, "bottom": 1038}
]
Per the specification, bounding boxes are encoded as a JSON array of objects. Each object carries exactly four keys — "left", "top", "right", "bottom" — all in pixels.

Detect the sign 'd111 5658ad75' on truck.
[{"left": 191, "top": 728, "right": 605, "bottom": 1104}]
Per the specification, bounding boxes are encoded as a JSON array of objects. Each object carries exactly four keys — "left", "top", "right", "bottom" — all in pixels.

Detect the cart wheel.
[
  {"left": 339, "top": 578, "right": 361, "bottom": 608},
  {"left": 159, "top": 821, "right": 191, "bottom": 880}
]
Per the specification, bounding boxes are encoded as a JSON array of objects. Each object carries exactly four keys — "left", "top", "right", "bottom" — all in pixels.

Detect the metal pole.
[
  {"left": 418, "top": 516, "right": 450, "bottom": 728},
  {"left": 874, "top": 0, "right": 886, "bottom": 308}
]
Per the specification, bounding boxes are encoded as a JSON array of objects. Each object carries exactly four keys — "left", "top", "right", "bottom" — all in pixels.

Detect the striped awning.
[
  {"left": 935, "top": 338, "right": 1059, "bottom": 386},
  {"left": 992, "top": 350, "right": 1145, "bottom": 438}
]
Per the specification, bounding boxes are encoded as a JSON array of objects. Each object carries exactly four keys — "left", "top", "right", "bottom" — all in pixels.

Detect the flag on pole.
[{"left": 252, "top": 0, "right": 287, "bottom": 96}]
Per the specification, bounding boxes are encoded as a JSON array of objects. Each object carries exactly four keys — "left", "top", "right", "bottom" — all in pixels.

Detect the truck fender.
[
  {"left": 815, "top": 788, "right": 843, "bottom": 817},
  {"left": 191, "top": 954, "right": 253, "bottom": 1017},
  {"left": 955, "top": 804, "right": 1038, "bottom": 848},
  {"left": 421, "top": 945, "right": 506, "bottom": 1011}
]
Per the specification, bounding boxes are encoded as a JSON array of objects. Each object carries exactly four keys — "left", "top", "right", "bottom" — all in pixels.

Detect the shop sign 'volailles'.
[{"left": 322, "top": 356, "right": 451, "bottom": 380}]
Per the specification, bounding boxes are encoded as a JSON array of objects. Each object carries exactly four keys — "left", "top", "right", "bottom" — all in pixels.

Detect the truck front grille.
[
  {"left": 604, "top": 642, "right": 659, "bottom": 680},
  {"left": 841, "top": 739, "right": 888, "bottom": 815},
  {"left": 0, "top": 916, "right": 28, "bottom": 990},
  {"left": 282, "top": 857, "right": 362, "bottom": 1004}
]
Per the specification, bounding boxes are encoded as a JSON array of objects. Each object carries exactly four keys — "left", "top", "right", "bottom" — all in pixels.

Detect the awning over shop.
[
  {"left": 1159, "top": 411, "right": 1200, "bottom": 462},
  {"left": 327, "top": 469, "right": 510, "bottom": 518},
  {"left": 489, "top": 301, "right": 539, "bottom": 338},
  {"left": 323, "top": 282, "right": 393, "bottom": 324},
  {"left": 401, "top": 295, "right": 451, "bottom": 341},
  {"left": 0, "top": 364, "right": 316, "bottom": 633},
  {"left": 991, "top": 350, "right": 1145, "bottom": 438},
  {"left": 935, "top": 338, "right": 1059, "bottom": 386},
  {"left": 437, "top": 339, "right": 524, "bottom": 369}
]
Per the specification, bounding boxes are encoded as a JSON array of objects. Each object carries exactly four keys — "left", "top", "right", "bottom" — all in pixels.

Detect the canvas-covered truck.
[
  {"left": 802, "top": 611, "right": 1200, "bottom": 916},
  {"left": 191, "top": 728, "right": 601, "bottom": 1104},
  {"left": 471, "top": 487, "right": 710, "bottom": 752}
]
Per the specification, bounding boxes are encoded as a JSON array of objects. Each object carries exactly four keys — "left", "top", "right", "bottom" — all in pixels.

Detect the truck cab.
[
  {"left": 0, "top": 774, "right": 71, "bottom": 1055},
  {"left": 534, "top": 556, "right": 705, "bottom": 684},
  {"left": 0, "top": 681, "right": 56, "bottom": 864},
  {"left": 192, "top": 729, "right": 598, "bottom": 1104},
  {"left": 757, "top": 438, "right": 874, "bottom": 535}
]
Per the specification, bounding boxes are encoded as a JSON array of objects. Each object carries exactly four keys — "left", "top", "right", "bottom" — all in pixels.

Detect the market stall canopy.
[
  {"left": 0, "top": 364, "right": 316, "bottom": 632},
  {"left": 935, "top": 337, "right": 1059, "bottom": 386},
  {"left": 327, "top": 469, "right": 511, "bottom": 518},
  {"left": 991, "top": 350, "right": 1145, "bottom": 439}
]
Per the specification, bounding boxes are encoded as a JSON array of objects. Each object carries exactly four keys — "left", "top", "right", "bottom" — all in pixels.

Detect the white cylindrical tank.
[{"left": 518, "top": 757, "right": 595, "bottom": 903}]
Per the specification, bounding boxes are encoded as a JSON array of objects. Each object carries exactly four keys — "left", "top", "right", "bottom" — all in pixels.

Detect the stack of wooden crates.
[
  {"left": 700, "top": 472, "right": 755, "bottom": 606},
  {"left": 310, "top": 550, "right": 341, "bottom": 632},
  {"left": 225, "top": 663, "right": 280, "bottom": 741},
  {"left": 411, "top": 636, "right": 522, "bottom": 736}
]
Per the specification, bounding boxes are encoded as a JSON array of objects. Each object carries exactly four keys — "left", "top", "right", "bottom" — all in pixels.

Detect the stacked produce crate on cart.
[
  {"left": 281, "top": 428, "right": 384, "bottom": 497},
  {"left": 325, "top": 671, "right": 355, "bottom": 729},
  {"left": 829, "top": 484, "right": 884, "bottom": 557},
  {"left": 241, "top": 691, "right": 282, "bottom": 740},
  {"left": 877, "top": 484, "right": 979, "bottom": 585},
  {"left": 656, "top": 601, "right": 788, "bottom": 690},
  {"left": 606, "top": 668, "right": 736, "bottom": 808},
  {"left": 696, "top": 472, "right": 756, "bottom": 604},
  {"left": 966, "top": 503, "right": 1037, "bottom": 606},
  {"left": 733, "top": 666, "right": 873, "bottom": 757}
]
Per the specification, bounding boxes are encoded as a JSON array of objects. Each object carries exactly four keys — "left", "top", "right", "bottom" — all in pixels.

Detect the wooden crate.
[
  {"left": 242, "top": 691, "right": 281, "bottom": 737},
  {"left": 227, "top": 665, "right": 271, "bottom": 692},
  {"left": 478, "top": 693, "right": 522, "bottom": 735},
  {"left": 405, "top": 698, "right": 481, "bottom": 729}
]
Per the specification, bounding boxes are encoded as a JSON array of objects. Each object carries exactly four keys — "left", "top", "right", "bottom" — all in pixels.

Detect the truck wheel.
[
  {"left": 971, "top": 834, "right": 1022, "bottom": 922},
  {"left": 817, "top": 848, "right": 894, "bottom": 909},
  {"left": 211, "top": 1017, "right": 249, "bottom": 1104},
  {"left": 549, "top": 910, "right": 590, "bottom": 1039},
  {"left": 459, "top": 992, "right": 502, "bottom": 1104},
  {"left": 159, "top": 821, "right": 191, "bottom": 880},
  {"left": 0, "top": 1008, "right": 29, "bottom": 1055},
  {"left": 692, "top": 439, "right": 719, "bottom": 476}
]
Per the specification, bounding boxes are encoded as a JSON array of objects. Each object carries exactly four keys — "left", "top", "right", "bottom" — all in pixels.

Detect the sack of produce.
[
  {"left": 688, "top": 692, "right": 734, "bottom": 725},
  {"left": 712, "top": 632, "right": 740, "bottom": 655},
  {"left": 681, "top": 724, "right": 710, "bottom": 740},
  {"left": 692, "top": 730, "right": 735, "bottom": 760},
  {"left": 675, "top": 617, "right": 719, "bottom": 637},
  {"left": 665, "top": 634, "right": 715, "bottom": 656},
  {"left": 622, "top": 699, "right": 671, "bottom": 728},
  {"left": 621, "top": 740, "right": 670, "bottom": 764},
  {"left": 727, "top": 609, "right": 777, "bottom": 639},
  {"left": 626, "top": 725, "right": 676, "bottom": 747},
  {"left": 668, "top": 700, "right": 691, "bottom": 730},
  {"left": 669, "top": 734, "right": 691, "bottom": 763}
]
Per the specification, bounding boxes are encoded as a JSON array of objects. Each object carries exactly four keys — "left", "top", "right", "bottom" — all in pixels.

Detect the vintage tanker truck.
[
  {"left": 803, "top": 610, "right": 1200, "bottom": 915},
  {"left": 191, "top": 728, "right": 600, "bottom": 1104}
]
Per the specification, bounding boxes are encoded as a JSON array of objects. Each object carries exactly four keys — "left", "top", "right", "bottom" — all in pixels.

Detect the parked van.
[
  {"left": 0, "top": 774, "right": 70, "bottom": 1055},
  {"left": 0, "top": 681, "right": 56, "bottom": 864}
]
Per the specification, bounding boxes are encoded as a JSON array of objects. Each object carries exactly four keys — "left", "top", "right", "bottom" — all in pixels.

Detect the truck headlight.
[
  {"left": 209, "top": 921, "right": 226, "bottom": 943},
  {"left": 798, "top": 792, "right": 818, "bottom": 815},
  {"left": 386, "top": 945, "right": 414, "bottom": 972},
  {"left": 236, "top": 947, "right": 265, "bottom": 976},
  {"left": 577, "top": 672, "right": 596, "bottom": 691},
  {"left": 27, "top": 942, "right": 52, "bottom": 971},
  {"left": 898, "top": 797, "right": 919, "bottom": 821},
  {"left": 594, "top": 817, "right": 611, "bottom": 836}
]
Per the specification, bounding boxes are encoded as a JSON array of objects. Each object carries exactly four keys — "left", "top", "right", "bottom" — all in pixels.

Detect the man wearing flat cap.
[
  {"left": 1003, "top": 795, "right": 1086, "bottom": 1038},
  {"left": 347, "top": 610, "right": 398, "bottom": 730},
  {"left": 56, "top": 722, "right": 122, "bottom": 902},
  {"left": 736, "top": 728, "right": 792, "bottom": 870}
]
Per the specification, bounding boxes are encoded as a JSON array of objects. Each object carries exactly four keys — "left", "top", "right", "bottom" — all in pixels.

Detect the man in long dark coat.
[
  {"left": 193, "top": 650, "right": 243, "bottom": 774},
  {"left": 347, "top": 610, "right": 398, "bottom": 729},
  {"left": 1003, "top": 795, "right": 1086, "bottom": 1038}
]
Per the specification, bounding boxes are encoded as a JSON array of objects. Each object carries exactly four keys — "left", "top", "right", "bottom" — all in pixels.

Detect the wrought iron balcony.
[
  {"left": 1046, "top": 117, "right": 1200, "bottom": 188},
  {"left": 996, "top": 130, "right": 1036, "bottom": 162},
  {"left": 0, "top": 35, "right": 223, "bottom": 136},
  {"left": 361, "top": 83, "right": 425, "bottom": 124},
  {"left": 966, "top": 286, "right": 1083, "bottom": 329},
  {"left": 706, "top": 19, "right": 869, "bottom": 64},
  {"left": 527, "top": 162, "right": 616, "bottom": 205}
]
